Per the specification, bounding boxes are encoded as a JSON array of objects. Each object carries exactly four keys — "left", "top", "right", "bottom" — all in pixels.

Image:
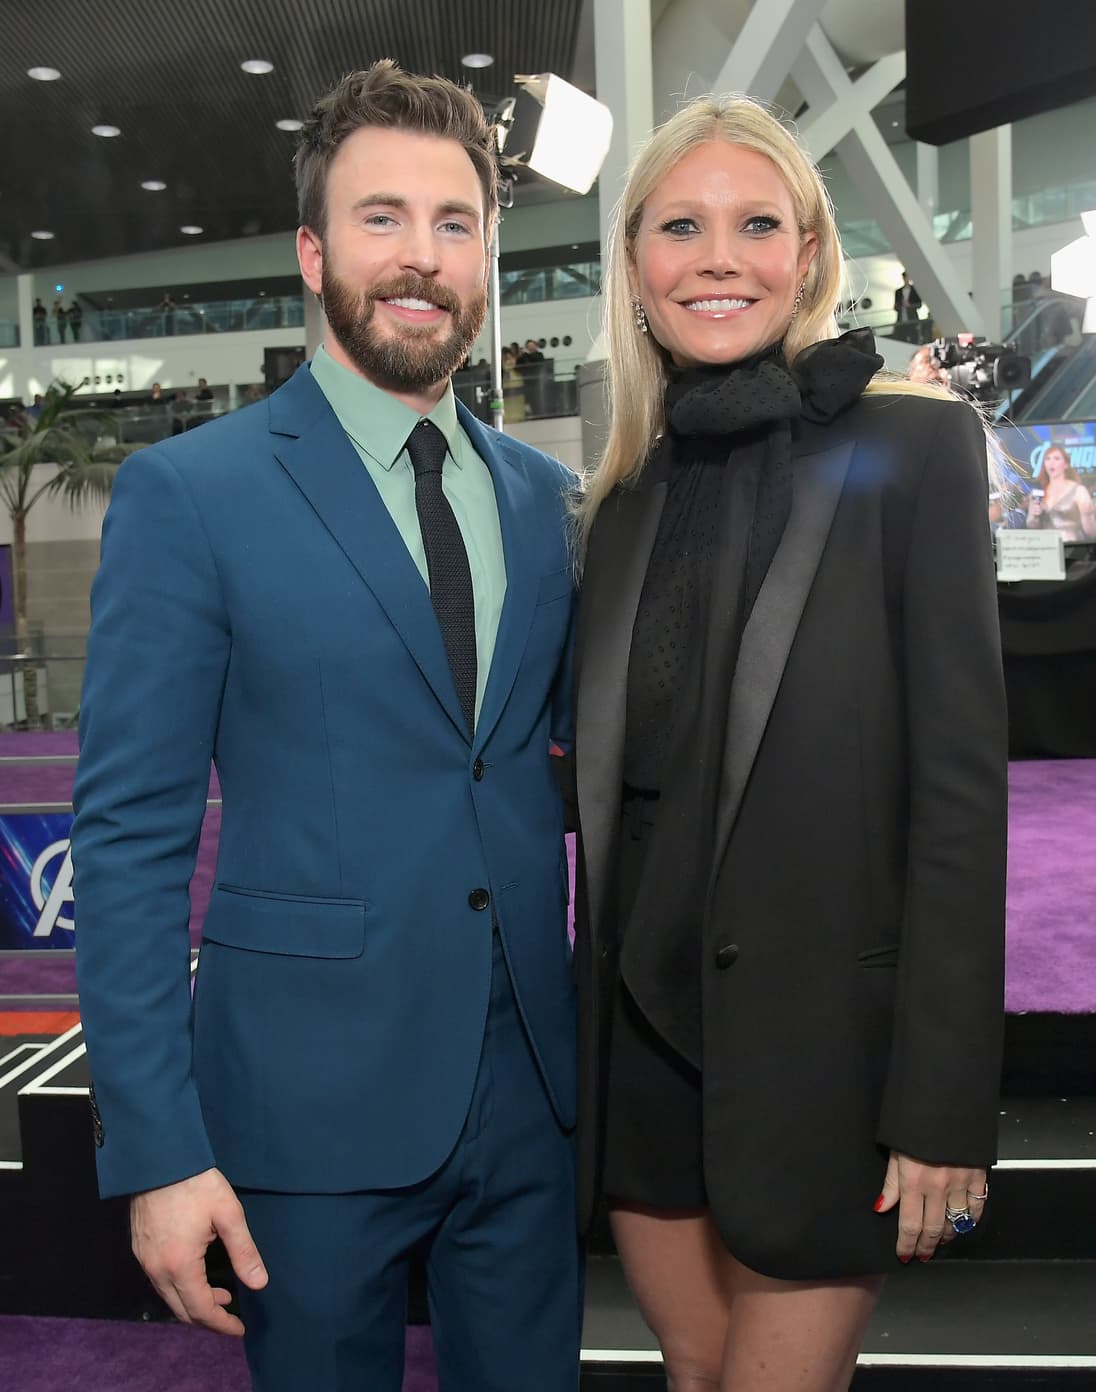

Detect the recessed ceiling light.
[
  {"left": 180, "top": 224, "right": 204, "bottom": 235},
  {"left": 141, "top": 179, "right": 167, "bottom": 191},
  {"left": 461, "top": 53, "right": 494, "bottom": 69},
  {"left": 91, "top": 124, "right": 121, "bottom": 137},
  {"left": 27, "top": 66, "right": 61, "bottom": 81},
  {"left": 275, "top": 118, "right": 303, "bottom": 131},
  {"left": 31, "top": 230, "right": 55, "bottom": 240},
  {"left": 891, "top": 120, "right": 900, "bottom": 128},
  {"left": 241, "top": 59, "right": 274, "bottom": 74}
]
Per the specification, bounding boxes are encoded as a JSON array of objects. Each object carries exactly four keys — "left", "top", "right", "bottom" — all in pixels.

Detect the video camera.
[{"left": 929, "top": 334, "right": 1030, "bottom": 402}]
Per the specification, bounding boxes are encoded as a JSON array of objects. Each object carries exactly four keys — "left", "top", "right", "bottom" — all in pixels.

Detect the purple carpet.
[
  {"left": 3, "top": 736, "right": 1095, "bottom": 1012},
  {"left": 0, "top": 1316, "right": 436, "bottom": 1391}
]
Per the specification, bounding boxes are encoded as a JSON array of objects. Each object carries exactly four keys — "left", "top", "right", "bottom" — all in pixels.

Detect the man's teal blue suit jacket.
[{"left": 72, "top": 364, "right": 577, "bottom": 1200}]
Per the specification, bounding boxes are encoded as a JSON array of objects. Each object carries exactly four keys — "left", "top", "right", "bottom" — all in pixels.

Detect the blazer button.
[
  {"left": 468, "top": 888, "right": 491, "bottom": 911},
  {"left": 714, "top": 944, "right": 739, "bottom": 970},
  {"left": 472, "top": 758, "right": 485, "bottom": 781}
]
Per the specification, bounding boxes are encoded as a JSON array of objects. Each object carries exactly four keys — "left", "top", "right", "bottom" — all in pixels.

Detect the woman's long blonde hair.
[{"left": 578, "top": 94, "right": 945, "bottom": 543}]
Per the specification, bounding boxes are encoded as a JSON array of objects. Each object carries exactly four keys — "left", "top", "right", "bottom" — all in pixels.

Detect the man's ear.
[{"left": 297, "top": 225, "right": 324, "bottom": 297}]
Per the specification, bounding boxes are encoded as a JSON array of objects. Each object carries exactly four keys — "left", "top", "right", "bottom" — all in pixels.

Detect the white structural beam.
[
  {"left": 916, "top": 143, "right": 939, "bottom": 223},
  {"left": 969, "top": 127, "right": 1012, "bottom": 341},
  {"left": 594, "top": 0, "right": 655, "bottom": 262},
  {"left": 303, "top": 281, "right": 324, "bottom": 357},
  {"left": 793, "top": 26, "right": 983, "bottom": 336},
  {"left": 709, "top": 0, "right": 829, "bottom": 103},
  {"left": 798, "top": 51, "right": 906, "bottom": 161},
  {"left": 17, "top": 274, "right": 34, "bottom": 357}
]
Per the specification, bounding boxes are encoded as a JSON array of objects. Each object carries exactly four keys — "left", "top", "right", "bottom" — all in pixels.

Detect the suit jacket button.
[
  {"left": 714, "top": 944, "right": 739, "bottom": 969},
  {"left": 468, "top": 888, "right": 491, "bottom": 911},
  {"left": 472, "top": 758, "right": 485, "bottom": 781}
]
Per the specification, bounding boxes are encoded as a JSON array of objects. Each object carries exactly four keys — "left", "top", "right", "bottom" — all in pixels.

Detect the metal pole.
[{"left": 488, "top": 218, "right": 505, "bottom": 433}]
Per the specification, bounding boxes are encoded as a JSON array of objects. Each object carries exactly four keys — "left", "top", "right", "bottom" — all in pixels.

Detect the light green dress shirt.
[{"left": 309, "top": 346, "right": 506, "bottom": 723}]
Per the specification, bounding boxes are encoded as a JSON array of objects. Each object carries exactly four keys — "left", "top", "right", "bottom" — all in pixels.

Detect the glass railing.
[
  {"left": 0, "top": 630, "right": 87, "bottom": 731},
  {"left": 0, "top": 320, "right": 19, "bottom": 348},
  {"left": 65, "top": 295, "right": 307, "bottom": 344},
  {"left": 452, "top": 355, "right": 586, "bottom": 423},
  {"left": 836, "top": 177, "right": 1096, "bottom": 258},
  {"left": 498, "top": 261, "right": 601, "bottom": 305}
]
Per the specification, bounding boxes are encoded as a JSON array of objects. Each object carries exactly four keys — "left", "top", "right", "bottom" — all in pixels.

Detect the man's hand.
[{"left": 130, "top": 1167, "right": 268, "bottom": 1336}]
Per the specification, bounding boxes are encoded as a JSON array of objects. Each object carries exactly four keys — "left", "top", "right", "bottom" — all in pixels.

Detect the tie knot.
[{"left": 405, "top": 418, "right": 449, "bottom": 479}]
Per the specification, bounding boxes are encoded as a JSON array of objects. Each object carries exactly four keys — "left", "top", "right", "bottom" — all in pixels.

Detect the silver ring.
[
  {"left": 945, "top": 1205, "right": 977, "bottom": 1235},
  {"left": 967, "top": 1186, "right": 989, "bottom": 1201}
]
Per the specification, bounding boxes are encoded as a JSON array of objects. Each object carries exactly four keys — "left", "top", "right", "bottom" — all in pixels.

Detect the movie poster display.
[{"left": 0, "top": 812, "right": 75, "bottom": 950}]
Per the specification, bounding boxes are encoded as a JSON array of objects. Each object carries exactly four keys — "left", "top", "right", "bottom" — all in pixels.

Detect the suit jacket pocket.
[
  {"left": 857, "top": 943, "right": 900, "bottom": 968},
  {"left": 202, "top": 884, "right": 367, "bottom": 958}
]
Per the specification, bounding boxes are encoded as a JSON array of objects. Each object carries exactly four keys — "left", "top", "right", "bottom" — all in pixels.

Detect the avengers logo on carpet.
[{"left": 0, "top": 813, "right": 75, "bottom": 949}]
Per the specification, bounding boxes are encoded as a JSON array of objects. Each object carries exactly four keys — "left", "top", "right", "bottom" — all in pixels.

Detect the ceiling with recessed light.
[{"left": 1, "top": 0, "right": 586, "bottom": 271}]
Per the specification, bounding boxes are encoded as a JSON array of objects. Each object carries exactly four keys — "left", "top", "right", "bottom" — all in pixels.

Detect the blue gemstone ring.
[{"left": 945, "top": 1205, "right": 978, "bottom": 1235}]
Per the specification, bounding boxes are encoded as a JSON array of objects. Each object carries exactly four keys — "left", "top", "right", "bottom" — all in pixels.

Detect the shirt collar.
[{"left": 309, "top": 344, "right": 462, "bottom": 471}]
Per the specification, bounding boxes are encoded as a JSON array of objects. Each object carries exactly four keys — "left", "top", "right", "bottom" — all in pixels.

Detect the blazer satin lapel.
[
  {"left": 575, "top": 481, "right": 667, "bottom": 947},
  {"left": 458, "top": 407, "right": 538, "bottom": 754},
  {"left": 711, "top": 440, "right": 854, "bottom": 876},
  {"left": 271, "top": 378, "right": 469, "bottom": 739}
]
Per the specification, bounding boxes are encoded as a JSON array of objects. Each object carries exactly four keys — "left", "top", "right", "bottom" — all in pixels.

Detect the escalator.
[{"left": 997, "top": 297, "right": 1096, "bottom": 423}]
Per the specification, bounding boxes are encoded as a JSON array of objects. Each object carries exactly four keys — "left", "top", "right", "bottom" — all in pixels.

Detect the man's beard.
[{"left": 321, "top": 262, "right": 487, "bottom": 393}]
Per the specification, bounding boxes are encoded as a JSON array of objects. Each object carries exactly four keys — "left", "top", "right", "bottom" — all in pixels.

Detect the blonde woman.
[{"left": 572, "top": 95, "right": 1007, "bottom": 1391}]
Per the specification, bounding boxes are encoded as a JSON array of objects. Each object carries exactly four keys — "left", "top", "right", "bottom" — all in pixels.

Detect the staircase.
[{"left": 579, "top": 1013, "right": 1096, "bottom": 1390}]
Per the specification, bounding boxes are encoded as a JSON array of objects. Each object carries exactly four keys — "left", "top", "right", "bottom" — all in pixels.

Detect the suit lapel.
[
  {"left": 457, "top": 405, "right": 539, "bottom": 754},
  {"left": 269, "top": 367, "right": 469, "bottom": 738},
  {"left": 710, "top": 439, "right": 853, "bottom": 879},
  {"left": 575, "top": 480, "right": 667, "bottom": 947}
]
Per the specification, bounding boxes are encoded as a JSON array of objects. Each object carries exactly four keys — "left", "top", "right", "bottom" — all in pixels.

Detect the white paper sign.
[{"left": 995, "top": 529, "right": 1066, "bottom": 581}]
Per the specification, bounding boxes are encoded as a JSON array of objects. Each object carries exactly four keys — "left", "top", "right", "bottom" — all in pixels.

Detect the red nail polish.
[
  {"left": 918, "top": 1255, "right": 932, "bottom": 1263},
  {"left": 872, "top": 1194, "right": 886, "bottom": 1212},
  {"left": 899, "top": 1255, "right": 912, "bottom": 1264}
]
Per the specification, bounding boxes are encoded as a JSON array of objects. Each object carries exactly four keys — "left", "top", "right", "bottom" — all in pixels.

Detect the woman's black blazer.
[{"left": 573, "top": 391, "right": 1008, "bottom": 1280}]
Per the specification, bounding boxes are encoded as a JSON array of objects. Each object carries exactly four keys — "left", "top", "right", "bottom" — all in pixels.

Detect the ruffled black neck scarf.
[
  {"left": 618, "top": 329, "right": 883, "bottom": 1070},
  {"left": 662, "top": 326, "right": 883, "bottom": 439}
]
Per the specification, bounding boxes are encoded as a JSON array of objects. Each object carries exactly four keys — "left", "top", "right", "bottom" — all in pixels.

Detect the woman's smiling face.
[{"left": 629, "top": 139, "right": 817, "bottom": 369}]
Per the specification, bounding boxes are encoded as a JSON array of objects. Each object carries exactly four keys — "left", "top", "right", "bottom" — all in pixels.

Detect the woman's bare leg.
[{"left": 609, "top": 1203, "right": 884, "bottom": 1392}]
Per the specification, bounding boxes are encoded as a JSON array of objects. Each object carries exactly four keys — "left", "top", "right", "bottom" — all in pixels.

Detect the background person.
[{"left": 572, "top": 93, "right": 1006, "bottom": 1392}]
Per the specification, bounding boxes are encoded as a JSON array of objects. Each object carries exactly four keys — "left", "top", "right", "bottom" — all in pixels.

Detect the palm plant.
[{"left": 0, "top": 381, "right": 138, "bottom": 727}]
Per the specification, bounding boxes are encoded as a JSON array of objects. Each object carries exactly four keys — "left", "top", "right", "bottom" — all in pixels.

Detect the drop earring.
[
  {"left": 791, "top": 281, "right": 806, "bottom": 318},
  {"left": 632, "top": 296, "right": 648, "bottom": 334}
]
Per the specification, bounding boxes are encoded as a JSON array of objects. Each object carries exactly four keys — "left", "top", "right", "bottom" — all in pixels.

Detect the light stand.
[{"left": 483, "top": 74, "right": 612, "bottom": 433}]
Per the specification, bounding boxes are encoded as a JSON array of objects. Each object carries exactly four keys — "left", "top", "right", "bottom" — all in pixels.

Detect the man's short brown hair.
[{"left": 295, "top": 60, "right": 498, "bottom": 238}]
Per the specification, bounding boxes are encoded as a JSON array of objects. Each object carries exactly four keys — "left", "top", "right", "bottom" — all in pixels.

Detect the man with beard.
[{"left": 72, "top": 62, "right": 580, "bottom": 1392}]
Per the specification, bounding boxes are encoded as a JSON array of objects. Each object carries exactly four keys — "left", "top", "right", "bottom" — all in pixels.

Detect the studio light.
[
  {"left": 1051, "top": 210, "right": 1096, "bottom": 334},
  {"left": 141, "top": 180, "right": 167, "bottom": 191},
  {"left": 480, "top": 74, "right": 613, "bottom": 432},
  {"left": 276, "top": 118, "right": 304, "bottom": 131},
  {"left": 91, "top": 124, "right": 121, "bottom": 138},
  {"left": 496, "top": 73, "right": 613, "bottom": 195},
  {"left": 27, "top": 67, "right": 61, "bottom": 81}
]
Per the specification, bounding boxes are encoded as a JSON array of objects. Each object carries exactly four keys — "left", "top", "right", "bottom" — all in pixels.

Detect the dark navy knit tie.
[{"left": 405, "top": 418, "right": 477, "bottom": 737}]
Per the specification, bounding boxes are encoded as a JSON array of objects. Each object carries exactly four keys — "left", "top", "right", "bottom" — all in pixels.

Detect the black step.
[{"left": 582, "top": 1255, "right": 1096, "bottom": 1388}]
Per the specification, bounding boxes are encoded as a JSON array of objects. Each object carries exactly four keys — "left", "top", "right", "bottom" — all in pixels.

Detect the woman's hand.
[{"left": 874, "top": 1150, "right": 988, "bottom": 1263}]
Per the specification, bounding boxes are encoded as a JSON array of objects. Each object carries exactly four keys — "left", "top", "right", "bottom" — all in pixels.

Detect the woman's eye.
[
  {"left": 744, "top": 215, "right": 781, "bottom": 233},
  {"left": 658, "top": 217, "right": 697, "bottom": 236}
]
